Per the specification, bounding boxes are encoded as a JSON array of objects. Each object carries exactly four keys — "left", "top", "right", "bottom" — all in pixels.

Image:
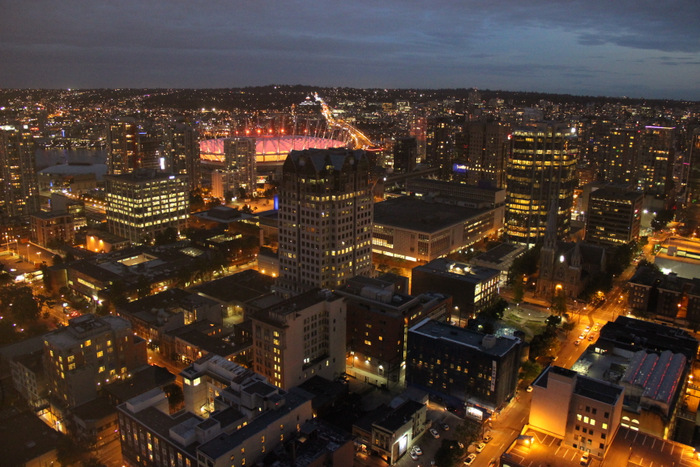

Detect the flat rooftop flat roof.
[
  {"left": 373, "top": 196, "right": 488, "bottom": 233},
  {"left": 409, "top": 318, "right": 520, "bottom": 358}
]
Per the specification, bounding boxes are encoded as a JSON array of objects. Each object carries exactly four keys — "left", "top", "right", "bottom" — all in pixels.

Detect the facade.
[
  {"left": 405, "top": 178, "right": 506, "bottom": 209},
  {"left": 505, "top": 123, "right": 578, "bottom": 246},
  {"left": 30, "top": 210, "right": 75, "bottom": 247},
  {"left": 0, "top": 124, "right": 39, "bottom": 218},
  {"left": 411, "top": 258, "right": 500, "bottom": 323},
  {"left": 250, "top": 289, "right": 347, "bottom": 390},
  {"left": 105, "top": 169, "right": 189, "bottom": 244},
  {"left": 406, "top": 318, "right": 522, "bottom": 417},
  {"left": 585, "top": 187, "right": 643, "bottom": 245},
  {"left": 337, "top": 275, "right": 451, "bottom": 388},
  {"left": 454, "top": 120, "right": 510, "bottom": 188},
  {"left": 425, "top": 116, "right": 458, "bottom": 178},
  {"left": 373, "top": 196, "right": 503, "bottom": 263},
  {"left": 529, "top": 366, "right": 624, "bottom": 459},
  {"left": 627, "top": 266, "right": 700, "bottom": 326},
  {"left": 278, "top": 148, "right": 373, "bottom": 292},
  {"left": 43, "top": 314, "right": 147, "bottom": 409}
]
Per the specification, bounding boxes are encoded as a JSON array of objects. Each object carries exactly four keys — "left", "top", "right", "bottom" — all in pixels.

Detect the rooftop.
[
  {"left": 409, "top": 318, "right": 520, "bottom": 358},
  {"left": 374, "top": 196, "right": 488, "bottom": 233},
  {"left": 413, "top": 257, "right": 500, "bottom": 283}
]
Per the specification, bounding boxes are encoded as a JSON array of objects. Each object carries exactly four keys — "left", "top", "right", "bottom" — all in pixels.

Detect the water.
[{"left": 35, "top": 148, "right": 107, "bottom": 170}]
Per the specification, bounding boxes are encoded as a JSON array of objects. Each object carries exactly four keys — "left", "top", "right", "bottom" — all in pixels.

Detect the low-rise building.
[
  {"left": 250, "top": 289, "right": 347, "bottom": 390},
  {"left": 406, "top": 318, "right": 522, "bottom": 418},
  {"left": 411, "top": 258, "right": 500, "bottom": 323},
  {"left": 337, "top": 275, "right": 450, "bottom": 388},
  {"left": 30, "top": 210, "right": 75, "bottom": 247},
  {"left": 529, "top": 366, "right": 624, "bottom": 460},
  {"left": 372, "top": 195, "right": 502, "bottom": 263}
]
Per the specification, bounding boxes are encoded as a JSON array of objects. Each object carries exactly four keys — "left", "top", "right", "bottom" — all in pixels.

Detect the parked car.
[
  {"left": 464, "top": 454, "right": 477, "bottom": 465},
  {"left": 441, "top": 422, "right": 449, "bottom": 431},
  {"left": 483, "top": 434, "right": 492, "bottom": 443},
  {"left": 430, "top": 428, "right": 440, "bottom": 439},
  {"left": 410, "top": 451, "right": 419, "bottom": 461},
  {"left": 476, "top": 442, "right": 486, "bottom": 453},
  {"left": 412, "top": 446, "right": 423, "bottom": 456}
]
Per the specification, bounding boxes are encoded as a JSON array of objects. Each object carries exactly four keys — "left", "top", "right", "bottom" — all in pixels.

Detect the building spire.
[{"left": 544, "top": 200, "right": 558, "bottom": 250}]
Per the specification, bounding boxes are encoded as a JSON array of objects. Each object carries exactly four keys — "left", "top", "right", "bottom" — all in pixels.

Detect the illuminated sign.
[{"left": 452, "top": 163, "right": 467, "bottom": 174}]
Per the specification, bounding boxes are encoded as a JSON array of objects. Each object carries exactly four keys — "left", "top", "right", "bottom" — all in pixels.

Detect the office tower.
[
  {"left": 426, "top": 116, "right": 458, "bottom": 178},
  {"left": 135, "top": 130, "right": 162, "bottom": 171},
  {"left": 43, "top": 314, "right": 147, "bottom": 409},
  {"left": 250, "top": 289, "right": 346, "bottom": 389},
  {"left": 164, "top": 123, "right": 200, "bottom": 190},
  {"left": 637, "top": 125, "right": 675, "bottom": 197},
  {"left": 222, "top": 137, "right": 256, "bottom": 199},
  {"left": 278, "top": 148, "right": 373, "bottom": 292},
  {"left": 505, "top": 123, "right": 578, "bottom": 245},
  {"left": 105, "top": 169, "right": 189, "bottom": 244},
  {"left": 585, "top": 187, "right": 643, "bottom": 245},
  {"left": 106, "top": 117, "right": 138, "bottom": 175},
  {"left": 454, "top": 121, "right": 510, "bottom": 188},
  {"left": 0, "top": 124, "right": 39, "bottom": 217},
  {"left": 393, "top": 136, "right": 418, "bottom": 173}
]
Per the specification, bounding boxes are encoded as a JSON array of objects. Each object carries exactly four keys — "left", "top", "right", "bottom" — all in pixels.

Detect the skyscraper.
[
  {"left": 606, "top": 127, "right": 638, "bottom": 185},
  {"left": 278, "top": 148, "right": 373, "bottom": 292},
  {"left": 0, "top": 124, "right": 39, "bottom": 218},
  {"left": 393, "top": 136, "right": 418, "bottom": 173},
  {"left": 506, "top": 123, "right": 578, "bottom": 245},
  {"left": 222, "top": 137, "right": 257, "bottom": 198},
  {"left": 426, "top": 115, "right": 458, "bottom": 178}
]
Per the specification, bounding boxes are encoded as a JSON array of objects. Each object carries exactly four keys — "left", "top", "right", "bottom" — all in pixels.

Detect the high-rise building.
[
  {"left": 426, "top": 116, "right": 459, "bottom": 178},
  {"left": 606, "top": 128, "right": 638, "bottom": 185},
  {"left": 222, "top": 137, "right": 256, "bottom": 199},
  {"left": 0, "top": 124, "right": 39, "bottom": 218},
  {"left": 250, "top": 289, "right": 346, "bottom": 390},
  {"left": 637, "top": 125, "right": 675, "bottom": 197},
  {"left": 278, "top": 148, "right": 373, "bottom": 292},
  {"left": 687, "top": 128, "right": 700, "bottom": 206},
  {"left": 585, "top": 187, "right": 643, "bottom": 246},
  {"left": 105, "top": 169, "right": 189, "bottom": 244},
  {"left": 164, "top": 123, "right": 200, "bottom": 190},
  {"left": 106, "top": 117, "right": 138, "bottom": 175},
  {"left": 393, "top": 136, "right": 418, "bottom": 173},
  {"left": 505, "top": 123, "right": 578, "bottom": 245},
  {"left": 454, "top": 121, "right": 510, "bottom": 188},
  {"left": 43, "top": 314, "right": 147, "bottom": 409}
]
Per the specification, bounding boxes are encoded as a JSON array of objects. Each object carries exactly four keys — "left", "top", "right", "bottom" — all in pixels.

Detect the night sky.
[{"left": 2, "top": 1, "right": 699, "bottom": 100}]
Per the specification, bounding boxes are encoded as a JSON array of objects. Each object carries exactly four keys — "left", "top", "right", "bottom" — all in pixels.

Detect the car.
[
  {"left": 410, "top": 451, "right": 419, "bottom": 461},
  {"left": 430, "top": 428, "right": 440, "bottom": 439},
  {"left": 483, "top": 434, "right": 492, "bottom": 443},
  {"left": 580, "top": 452, "right": 590, "bottom": 465},
  {"left": 412, "top": 446, "right": 423, "bottom": 456},
  {"left": 526, "top": 385, "right": 533, "bottom": 392},
  {"left": 574, "top": 340, "right": 581, "bottom": 346},
  {"left": 578, "top": 334, "right": 585, "bottom": 340},
  {"left": 441, "top": 422, "right": 449, "bottom": 431},
  {"left": 588, "top": 334, "right": 595, "bottom": 341},
  {"left": 463, "top": 454, "right": 477, "bottom": 465},
  {"left": 476, "top": 442, "right": 486, "bottom": 453}
]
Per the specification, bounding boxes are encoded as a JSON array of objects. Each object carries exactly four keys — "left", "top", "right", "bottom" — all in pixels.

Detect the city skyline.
[{"left": 1, "top": 1, "right": 699, "bottom": 100}]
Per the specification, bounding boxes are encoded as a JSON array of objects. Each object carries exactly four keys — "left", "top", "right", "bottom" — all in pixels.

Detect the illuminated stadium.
[{"left": 199, "top": 135, "right": 347, "bottom": 167}]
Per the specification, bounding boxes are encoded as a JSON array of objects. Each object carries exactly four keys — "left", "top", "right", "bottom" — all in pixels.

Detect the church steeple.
[{"left": 544, "top": 200, "right": 559, "bottom": 251}]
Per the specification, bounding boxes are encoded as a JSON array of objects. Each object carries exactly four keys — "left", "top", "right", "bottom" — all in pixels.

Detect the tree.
[
  {"left": 552, "top": 290, "right": 567, "bottom": 315},
  {"left": 529, "top": 327, "right": 561, "bottom": 361},
  {"left": 155, "top": 227, "right": 178, "bottom": 246},
  {"left": 512, "top": 277, "right": 525, "bottom": 304},
  {"left": 520, "top": 360, "right": 543, "bottom": 382},
  {"left": 434, "top": 439, "right": 462, "bottom": 467},
  {"left": 509, "top": 244, "right": 541, "bottom": 281},
  {"left": 562, "top": 320, "right": 576, "bottom": 336},
  {"left": 164, "top": 383, "right": 184, "bottom": 413}
]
